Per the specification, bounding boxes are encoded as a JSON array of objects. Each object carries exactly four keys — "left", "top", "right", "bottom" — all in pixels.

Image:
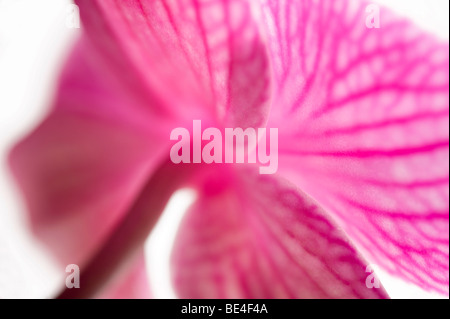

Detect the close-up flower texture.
[{"left": 2, "top": 0, "right": 449, "bottom": 299}]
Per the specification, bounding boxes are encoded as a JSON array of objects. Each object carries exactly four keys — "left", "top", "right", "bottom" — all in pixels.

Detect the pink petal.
[
  {"left": 261, "top": 0, "right": 449, "bottom": 294},
  {"left": 171, "top": 167, "right": 389, "bottom": 299},
  {"left": 99, "top": 249, "right": 151, "bottom": 299},
  {"left": 75, "top": 0, "right": 272, "bottom": 128},
  {"left": 9, "top": 37, "right": 170, "bottom": 268}
]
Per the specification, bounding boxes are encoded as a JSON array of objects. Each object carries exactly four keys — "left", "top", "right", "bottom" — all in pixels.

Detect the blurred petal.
[
  {"left": 75, "top": 0, "right": 272, "bottom": 128},
  {"left": 171, "top": 168, "right": 388, "bottom": 299},
  {"left": 9, "top": 37, "right": 171, "bottom": 267},
  {"left": 261, "top": 0, "right": 449, "bottom": 294},
  {"left": 57, "top": 162, "right": 197, "bottom": 299},
  {"left": 99, "top": 249, "right": 151, "bottom": 299}
]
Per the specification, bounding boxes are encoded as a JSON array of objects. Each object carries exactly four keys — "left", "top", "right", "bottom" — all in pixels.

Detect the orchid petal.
[
  {"left": 171, "top": 168, "right": 389, "bottom": 298},
  {"left": 75, "top": 0, "right": 272, "bottom": 128},
  {"left": 9, "top": 37, "right": 170, "bottom": 269},
  {"left": 261, "top": 0, "right": 449, "bottom": 294}
]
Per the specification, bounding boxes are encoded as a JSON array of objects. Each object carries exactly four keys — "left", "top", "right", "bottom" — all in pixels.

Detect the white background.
[{"left": 0, "top": 0, "right": 448, "bottom": 298}]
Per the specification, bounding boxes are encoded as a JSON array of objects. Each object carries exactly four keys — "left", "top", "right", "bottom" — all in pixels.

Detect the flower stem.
[{"left": 57, "top": 160, "right": 194, "bottom": 299}]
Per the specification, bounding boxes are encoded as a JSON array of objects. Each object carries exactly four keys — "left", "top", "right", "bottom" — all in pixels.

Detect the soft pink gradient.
[{"left": 8, "top": 0, "right": 449, "bottom": 298}]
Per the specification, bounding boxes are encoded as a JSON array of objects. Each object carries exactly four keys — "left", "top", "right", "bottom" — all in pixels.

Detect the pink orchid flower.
[{"left": 8, "top": 0, "right": 449, "bottom": 299}]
